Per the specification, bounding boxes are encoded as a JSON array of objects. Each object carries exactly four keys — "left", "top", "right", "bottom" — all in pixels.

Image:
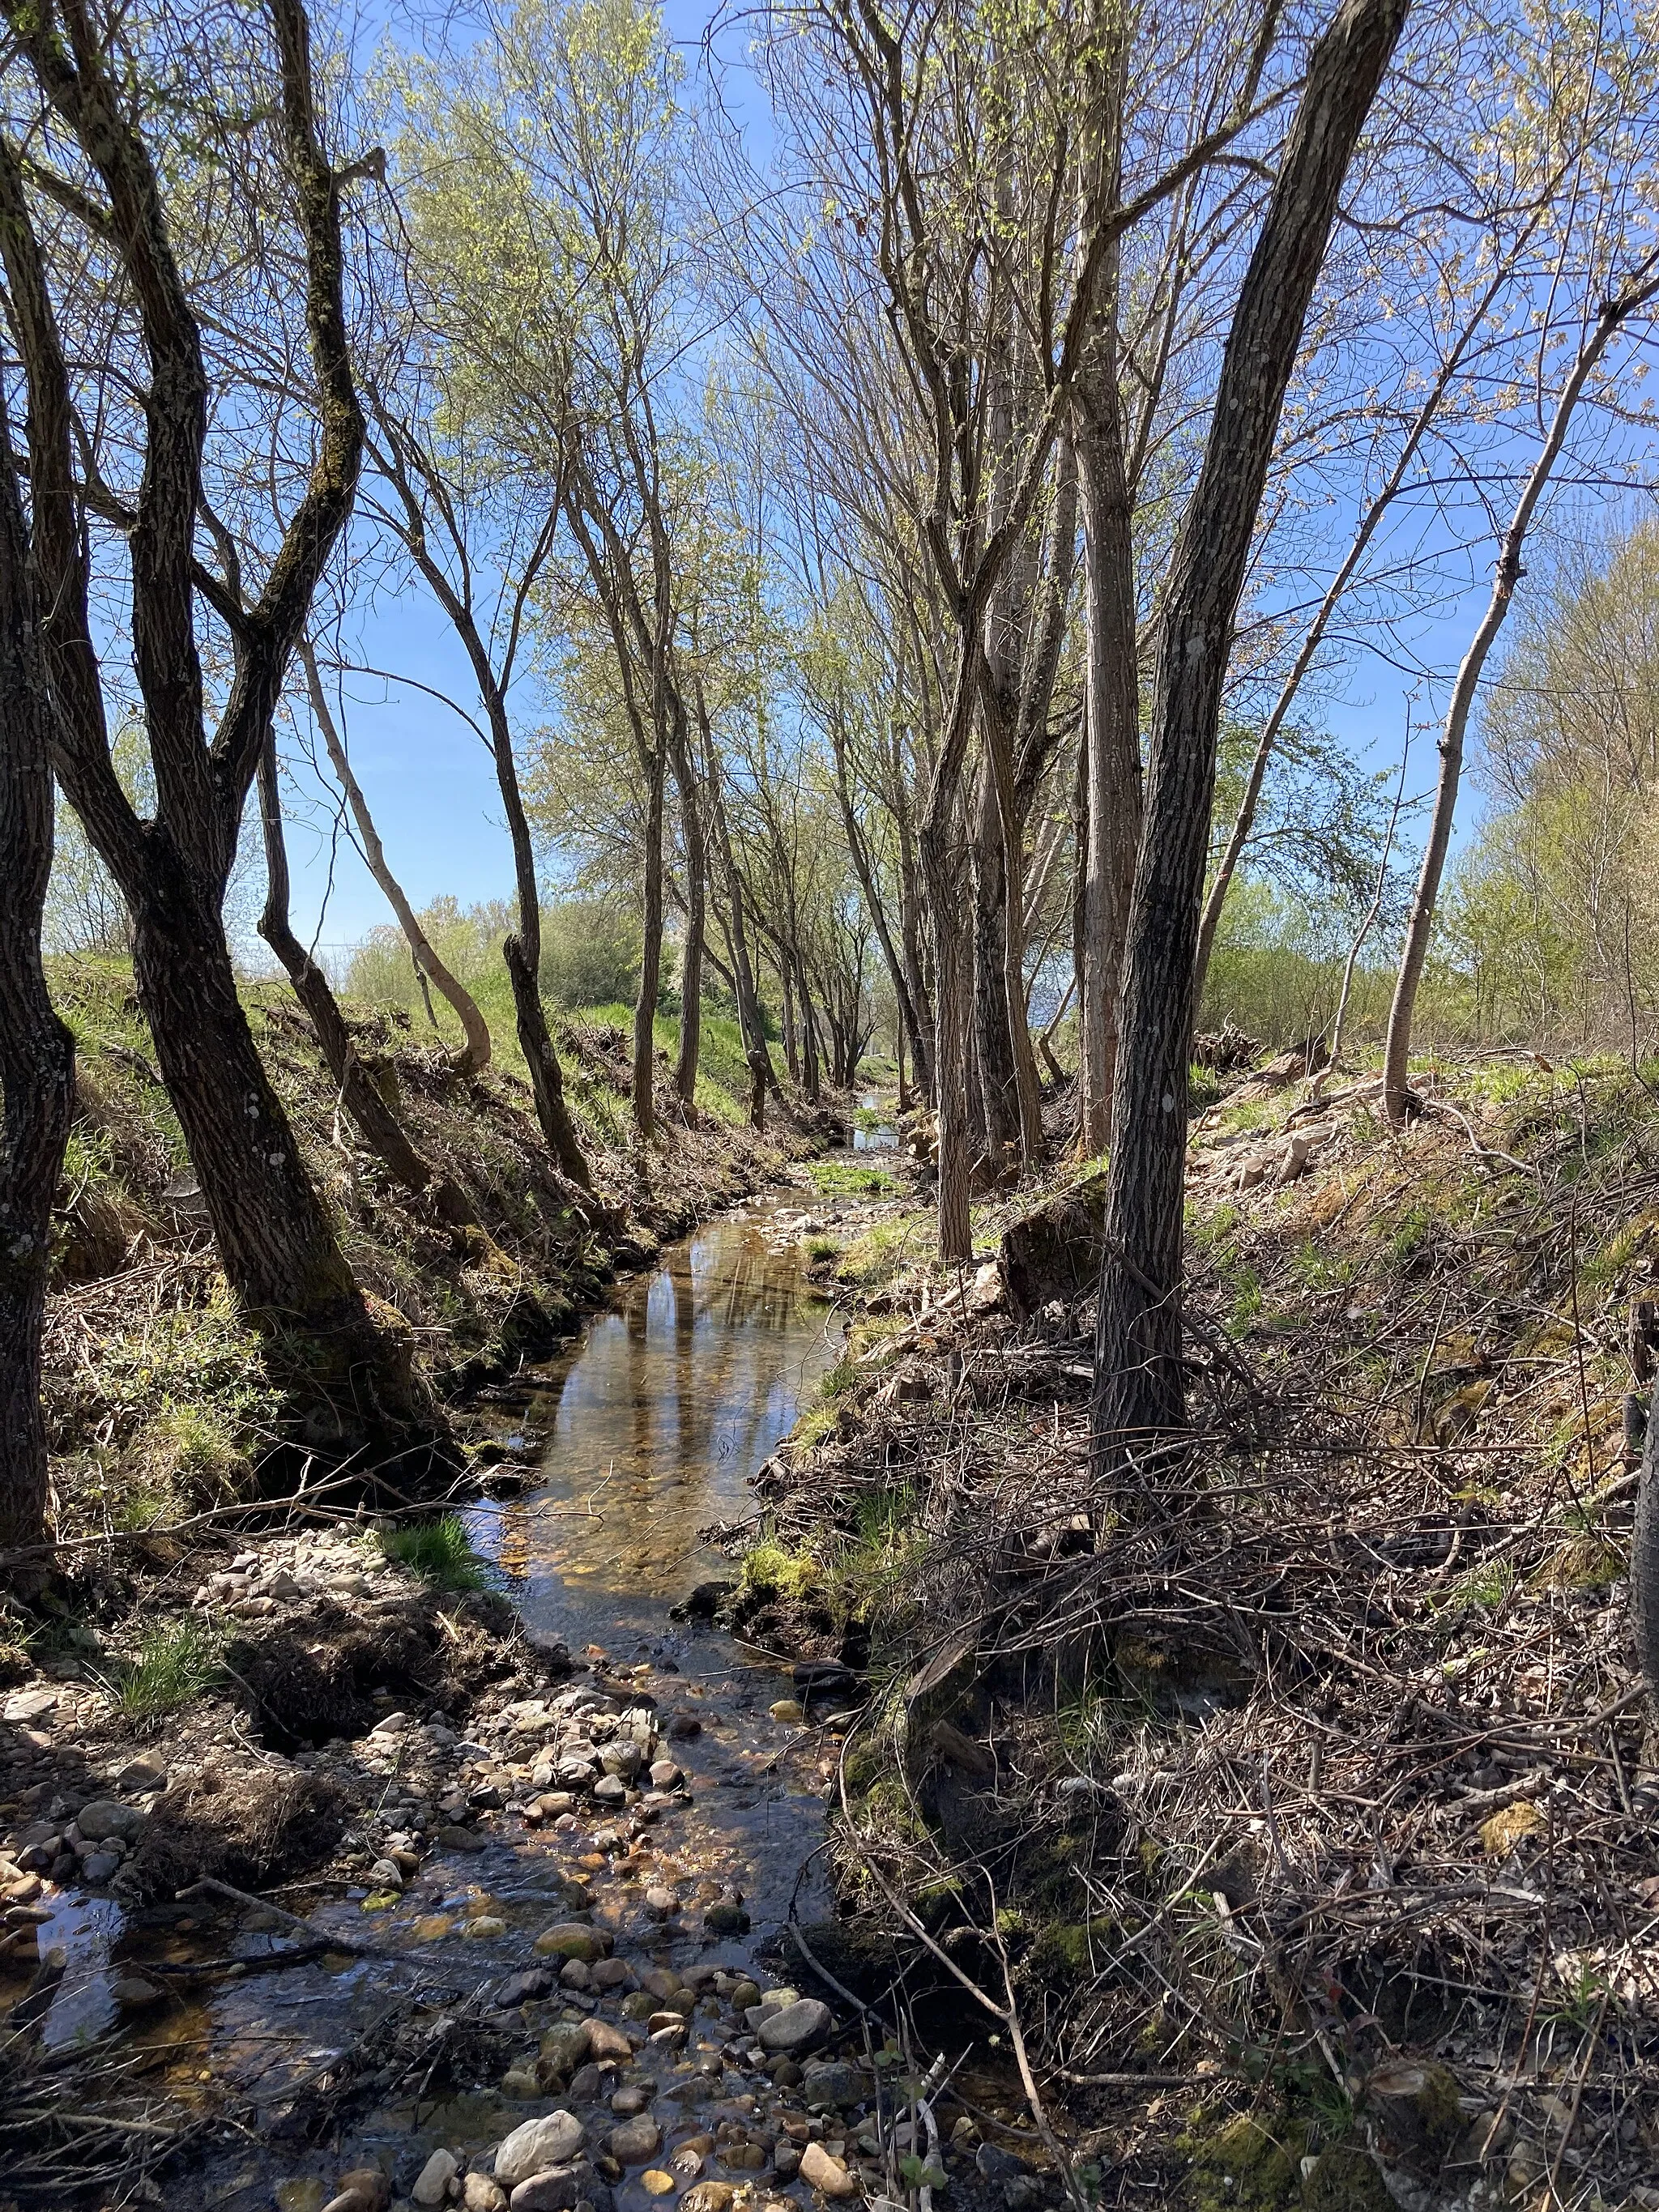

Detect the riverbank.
[
  {"left": 31, "top": 957, "right": 840, "bottom": 1565},
  {"left": 728, "top": 1055, "right": 1659, "bottom": 2212},
  {"left": 0, "top": 1161, "right": 1072, "bottom": 2212}
]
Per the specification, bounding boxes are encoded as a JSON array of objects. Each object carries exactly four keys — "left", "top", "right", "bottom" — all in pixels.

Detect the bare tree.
[
  {"left": 0, "top": 0, "right": 442, "bottom": 1470},
  {"left": 301, "top": 640, "right": 495, "bottom": 1079},
  {"left": 1384, "top": 250, "right": 1659, "bottom": 1121},
  {"left": 1094, "top": 0, "right": 1411, "bottom": 1477},
  {"left": 0, "top": 385, "right": 73, "bottom": 1555}
]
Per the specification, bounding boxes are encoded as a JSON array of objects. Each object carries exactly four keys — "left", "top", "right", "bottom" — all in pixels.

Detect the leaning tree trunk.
[
  {"left": 133, "top": 847, "right": 437, "bottom": 1461},
  {"left": 634, "top": 743, "right": 667, "bottom": 1140},
  {"left": 303, "top": 645, "right": 493, "bottom": 1080},
  {"left": 670, "top": 714, "right": 706, "bottom": 1112},
  {"left": 1095, "top": 0, "right": 1411, "bottom": 1477},
  {"left": 0, "top": 424, "right": 73, "bottom": 1558},
  {"left": 257, "top": 736, "right": 475, "bottom": 1227},
  {"left": 484, "top": 701, "right": 595, "bottom": 1194}
]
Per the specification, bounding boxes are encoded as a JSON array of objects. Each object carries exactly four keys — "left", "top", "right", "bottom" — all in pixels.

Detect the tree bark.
[
  {"left": 1382, "top": 253, "right": 1659, "bottom": 1123},
  {"left": 0, "top": 0, "right": 449, "bottom": 1481},
  {"left": 669, "top": 712, "right": 706, "bottom": 1113},
  {"left": 1095, "top": 0, "right": 1411, "bottom": 1477},
  {"left": 972, "top": 752, "right": 1024, "bottom": 1164},
  {"left": 635, "top": 740, "right": 667, "bottom": 1139},
  {"left": 138, "top": 846, "right": 435, "bottom": 1452},
  {"left": 1075, "top": 283, "right": 1143, "bottom": 1155},
  {"left": 0, "top": 400, "right": 73, "bottom": 1557}
]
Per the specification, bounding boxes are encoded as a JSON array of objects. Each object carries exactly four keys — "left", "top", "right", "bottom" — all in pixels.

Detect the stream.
[{"left": 41, "top": 1178, "right": 876, "bottom": 2209}]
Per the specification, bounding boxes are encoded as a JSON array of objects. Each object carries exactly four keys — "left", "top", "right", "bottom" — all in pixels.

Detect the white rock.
[
  {"left": 494, "top": 2112, "right": 586, "bottom": 2188},
  {"left": 413, "top": 2148, "right": 459, "bottom": 2206}
]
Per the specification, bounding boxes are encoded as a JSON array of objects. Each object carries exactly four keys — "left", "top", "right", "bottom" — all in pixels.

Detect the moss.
[
  {"left": 1182, "top": 2114, "right": 1307, "bottom": 2212},
  {"left": 1299, "top": 2146, "right": 1391, "bottom": 2212},
  {"left": 1030, "top": 1920, "right": 1095, "bottom": 1983},
  {"left": 738, "top": 1541, "right": 822, "bottom": 1607}
]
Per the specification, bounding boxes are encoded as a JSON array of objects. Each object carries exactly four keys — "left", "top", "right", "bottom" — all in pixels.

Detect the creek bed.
[{"left": 17, "top": 1190, "right": 872, "bottom": 2210}]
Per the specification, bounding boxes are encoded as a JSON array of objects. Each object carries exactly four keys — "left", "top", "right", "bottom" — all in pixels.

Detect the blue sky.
[
  {"left": 273, "top": 2, "right": 1656, "bottom": 965},
  {"left": 279, "top": 0, "right": 766, "bottom": 961}
]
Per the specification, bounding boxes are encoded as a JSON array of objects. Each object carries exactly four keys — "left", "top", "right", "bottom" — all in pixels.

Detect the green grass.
[
  {"left": 808, "top": 1159, "right": 896, "bottom": 1197},
  {"left": 104, "top": 1616, "right": 224, "bottom": 1720},
  {"left": 377, "top": 1512, "right": 486, "bottom": 1591}
]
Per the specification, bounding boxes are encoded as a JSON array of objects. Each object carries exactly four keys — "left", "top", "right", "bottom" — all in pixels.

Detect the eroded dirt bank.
[{"left": 716, "top": 1059, "right": 1659, "bottom": 2212}]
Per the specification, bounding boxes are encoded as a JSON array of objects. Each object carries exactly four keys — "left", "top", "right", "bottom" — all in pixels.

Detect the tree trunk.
[
  {"left": 1075, "top": 300, "right": 1143, "bottom": 1155},
  {"left": 134, "top": 847, "right": 440, "bottom": 1463},
  {"left": 257, "top": 734, "right": 474, "bottom": 1226},
  {"left": 1382, "top": 258, "right": 1659, "bottom": 1122},
  {"left": 634, "top": 743, "right": 666, "bottom": 1139},
  {"left": 484, "top": 700, "right": 594, "bottom": 1192},
  {"left": 670, "top": 714, "right": 706, "bottom": 1112},
  {"left": 700, "top": 691, "right": 774, "bottom": 1091},
  {"left": 1094, "top": 0, "right": 1411, "bottom": 1477},
  {"left": 302, "top": 645, "right": 493, "bottom": 1080},
  {"left": 798, "top": 958, "right": 822, "bottom": 1102},
  {"left": 972, "top": 752, "right": 1024, "bottom": 1164},
  {"left": 781, "top": 959, "right": 800, "bottom": 1085},
  {"left": 0, "top": 416, "right": 73, "bottom": 1558}
]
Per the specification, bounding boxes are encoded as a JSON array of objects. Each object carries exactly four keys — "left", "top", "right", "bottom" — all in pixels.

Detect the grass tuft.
[
  {"left": 377, "top": 1513, "right": 486, "bottom": 1591},
  {"left": 105, "top": 1616, "right": 224, "bottom": 1720}
]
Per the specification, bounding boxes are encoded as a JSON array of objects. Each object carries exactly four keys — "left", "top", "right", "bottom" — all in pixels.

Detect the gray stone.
[
  {"left": 704, "top": 1902, "right": 749, "bottom": 1937},
  {"left": 75, "top": 1799, "right": 143, "bottom": 1843},
  {"left": 436, "top": 1823, "right": 487, "bottom": 1852},
  {"left": 608, "top": 2116, "right": 661, "bottom": 2163},
  {"left": 109, "top": 1975, "right": 165, "bottom": 2010},
  {"left": 599, "top": 1742, "right": 642, "bottom": 1781},
  {"left": 539, "top": 2021, "right": 592, "bottom": 2075},
  {"left": 496, "top": 1969, "right": 556, "bottom": 2008},
  {"left": 510, "top": 2168, "right": 586, "bottom": 2212},
  {"left": 754, "top": 1997, "right": 832, "bottom": 2054},
  {"left": 80, "top": 1851, "right": 120, "bottom": 1885},
  {"left": 592, "top": 1775, "right": 628, "bottom": 1806},
  {"left": 495, "top": 2113, "right": 587, "bottom": 2188},
  {"left": 412, "top": 2148, "right": 459, "bottom": 2206},
  {"left": 976, "top": 2144, "right": 1032, "bottom": 2182},
  {"left": 802, "top": 2061, "right": 865, "bottom": 2111}
]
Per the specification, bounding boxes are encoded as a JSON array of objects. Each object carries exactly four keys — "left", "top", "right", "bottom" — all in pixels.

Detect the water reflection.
[{"left": 469, "top": 1200, "right": 842, "bottom": 1647}]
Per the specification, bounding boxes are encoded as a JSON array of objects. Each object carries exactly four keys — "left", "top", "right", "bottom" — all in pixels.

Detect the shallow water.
[
  {"left": 15, "top": 1187, "right": 854, "bottom": 2206},
  {"left": 472, "top": 1196, "right": 843, "bottom": 1647}
]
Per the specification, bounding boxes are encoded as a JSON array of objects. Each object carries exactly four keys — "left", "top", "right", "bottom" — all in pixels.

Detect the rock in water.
[
  {"left": 494, "top": 2112, "right": 586, "bottom": 2187},
  {"left": 412, "top": 2149, "right": 458, "bottom": 2206},
  {"left": 755, "top": 1996, "right": 832, "bottom": 2054},
  {"left": 508, "top": 2172, "right": 586, "bottom": 2212},
  {"left": 802, "top": 2061, "right": 864, "bottom": 2110},
  {"left": 799, "top": 2142, "right": 859, "bottom": 2197},
  {"left": 609, "top": 2116, "right": 662, "bottom": 2163}
]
